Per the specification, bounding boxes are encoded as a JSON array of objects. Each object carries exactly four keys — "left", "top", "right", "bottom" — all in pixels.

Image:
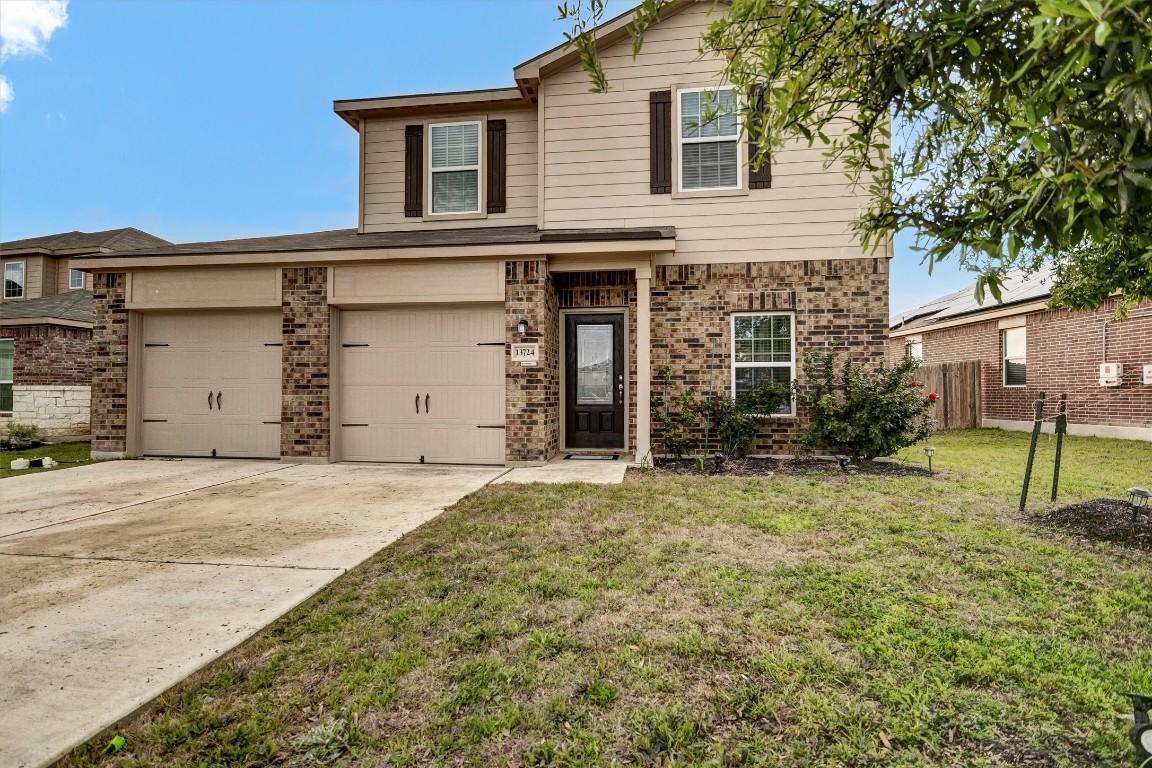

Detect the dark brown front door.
[{"left": 565, "top": 313, "right": 625, "bottom": 449}]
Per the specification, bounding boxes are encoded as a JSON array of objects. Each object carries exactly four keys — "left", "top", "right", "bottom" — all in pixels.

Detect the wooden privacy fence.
[{"left": 917, "top": 361, "right": 981, "bottom": 430}]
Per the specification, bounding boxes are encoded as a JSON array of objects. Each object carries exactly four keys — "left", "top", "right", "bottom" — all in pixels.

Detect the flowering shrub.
[{"left": 794, "top": 350, "right": 935, "bottom": 460}]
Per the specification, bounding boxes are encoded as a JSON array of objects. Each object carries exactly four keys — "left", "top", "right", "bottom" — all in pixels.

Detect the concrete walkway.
[
  {"left": 493, "top": 454, "right": 630, "bottom": 485},
  {"left": 0, "top": 460, "right": 502, "bottom": 768}
]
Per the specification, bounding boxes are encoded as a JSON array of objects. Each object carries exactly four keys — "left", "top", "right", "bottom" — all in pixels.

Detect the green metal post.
[
  {"left": 1019, "top": 392, "right": 1046, "bottom": 512},
  {"left": 1050, "top": 394, "right": 1067, "bottom": 502}
]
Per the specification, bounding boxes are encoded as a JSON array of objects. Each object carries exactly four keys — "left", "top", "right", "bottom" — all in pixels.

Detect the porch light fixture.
[
  {"left": 1128, "top": 487, "right": 1150, "bottom": 524},
  {"left": 516, "top": 318, "right": 529, "bottom": 335},
  {"left": 923, "top": 445, "right": 936, "bottom": 473}
]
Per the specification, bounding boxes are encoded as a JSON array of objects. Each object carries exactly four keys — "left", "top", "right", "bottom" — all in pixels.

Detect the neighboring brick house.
[
  {"left": 0, "top": 228, "right": 170, "bottom": 436},
  {"left": 890, "top": 267, "right": 1152, "bottom": 441},
  {"left": 77, "top": 1, "right": 890, "bottom": 464}
]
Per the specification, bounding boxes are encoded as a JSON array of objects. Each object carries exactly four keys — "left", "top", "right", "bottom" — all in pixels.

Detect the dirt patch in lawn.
[
  {"left": 1029, "top": 498, "right": 1152, "bottom": 551},
  {"left": 650, "top": 456, "right": 933, "bottom": 478}
]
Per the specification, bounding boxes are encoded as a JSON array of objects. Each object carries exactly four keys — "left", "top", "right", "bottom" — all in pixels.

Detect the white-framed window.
[
  {"left": 70, "top": 269, "right": 85, "bottom": 290},
  {"left": 732, "top": 312, "right": 795, "bottom": 415},
  {"left": 679, "top": 87, "right": 740, "bottom": 191},
  {"left": 429, "top": 121, "right": 481, "bottom": 215},
  {"left": 4, "top": 261, "right": 25, "bottom": 299},
  {"left": 0, "top": 338, "right": 13, "bottom": 413},
  {"left": 1003, "top": 326, "right": 1027, "bottom": 387},
  {"left": 906, "top": 338, "right": 924, "bottom": 362}
]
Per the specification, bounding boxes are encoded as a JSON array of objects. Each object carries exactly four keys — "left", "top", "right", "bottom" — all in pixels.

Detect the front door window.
[{"left": 576, "top": 324, "right": 613, "bottom": 405}]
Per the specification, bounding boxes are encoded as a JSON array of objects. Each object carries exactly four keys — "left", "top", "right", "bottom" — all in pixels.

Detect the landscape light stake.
[
  {"left": 1019, "top": 391, "right": 1046, "bottom": 512},
  {"left": 1125, "top": 693, "right": 1152, "bottom": 763},
  {"left": 1050, "top": 393, "right": 1067, "bottom": 502},
  {"left": 923, "top": 445, "right": 935, "bottom": 474},
  {"left": 1128, "top": 488, "right": 1150, "bottom": 524}
]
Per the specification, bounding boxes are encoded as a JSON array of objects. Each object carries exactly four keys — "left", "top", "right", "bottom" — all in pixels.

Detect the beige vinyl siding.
[
  {"left": 361, "top": 107, "right": 538, "bottom": 232},
  {"left": 540, "top": 1, "right": 875, "bottom": 264},
  {"left": 1, "top": 256, "right": 45, "bottom": 300},
  {"left": 57, "top": 259, "right": 93, "bottom": 293}
]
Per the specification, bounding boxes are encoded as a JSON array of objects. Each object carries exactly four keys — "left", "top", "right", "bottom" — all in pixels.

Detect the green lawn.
[
  {"left": 64, "top": 429, "right": 1151, "bottom": 767},
  {"left": 0, "top": 440, "right": 93, "bottom": 478}
]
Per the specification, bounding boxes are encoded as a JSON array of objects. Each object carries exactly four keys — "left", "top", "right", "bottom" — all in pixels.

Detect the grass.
[
  {"left": 61, "top": 429, "right": 1151, "bottom": 767},
  {"left": 0, "top": 440, "right": 93, "bottom": 478}
]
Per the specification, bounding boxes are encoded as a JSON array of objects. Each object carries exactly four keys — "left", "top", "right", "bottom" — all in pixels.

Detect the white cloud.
[{"left": 0, "top": 0, "right": 69, "bottom": 112}]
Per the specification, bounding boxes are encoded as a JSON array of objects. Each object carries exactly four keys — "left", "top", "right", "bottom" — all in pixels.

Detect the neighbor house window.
[
  {"left": 906, "top": 338, "right": 924, "bottom": 362},
  {"left": 1003, "top": 327, "right": 1027, "bottom": 386},
  {"left": 70, "top": 269, "right": 84, "bottom": 289},
  {"left": 679, "top": 87, "right": 740, "bottom": 191},
  {"left": 429, "top": 121, "right": 481, "bottom": 215},
  {"left": 4, "top": 262, "right": 25, "bottom": 299},
  {"left": 732, "top": 313, "right": 794, "bottom": 414},
  {"left": 0, "top": 339, "right": 13, "bottom": 412}
]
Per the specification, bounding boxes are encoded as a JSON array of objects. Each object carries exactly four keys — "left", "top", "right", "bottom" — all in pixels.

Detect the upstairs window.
[
  {"left": 4, "top": 262, "right": 24, "bottom": 299},
  {"left": 1003, "top": 327, "right": 1027, "bottom": 386},
  {"left": 429, "top": 121, "right": 481, "bottom": 215},
  {"left": 679, "top": 87, "right": 739, "bottom": 191},
  {"left": 70, "top": 269, "right": 85, "bottom": 290}
]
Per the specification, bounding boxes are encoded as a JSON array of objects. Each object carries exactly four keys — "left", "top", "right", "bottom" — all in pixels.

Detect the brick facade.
[
  {"left": 90, "top": 272, "right": 129, "bottom": 455},
  {"left": 505, "top": 260, "right": 560, "bottom": 462},
  {"left": 651, "top": 258, "right": 890, "bottom": 454},
  {"left": 890, "top": 298, "right": 1152, "bottom": 430},
  {"left": 0, "top": 325, "right": 92, "bottom": 386},
  {"left": 281, "top": 267, "right": 331, "bottom": 459}
]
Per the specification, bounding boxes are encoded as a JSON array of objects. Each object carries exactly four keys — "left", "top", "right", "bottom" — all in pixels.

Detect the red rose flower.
[
  {"left": 909, "top": 380, "right": 920, "bottom": 387},
  {"left": 928, "top": 392, "right": 939, "bottom": 402}
]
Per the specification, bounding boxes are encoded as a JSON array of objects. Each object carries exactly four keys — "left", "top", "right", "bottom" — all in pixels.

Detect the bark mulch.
[
  {"left": 653, "top": 456, "right": 933, "bottom": 478},
  {"left": 1029, "top": 497, "right": 1152, "bottom": 551}
]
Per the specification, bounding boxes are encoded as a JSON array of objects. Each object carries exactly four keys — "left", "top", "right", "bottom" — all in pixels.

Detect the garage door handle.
[
  {"left": 415, "top": 393, "right": 420, "bottom": 414},
  {"left": 216, "top": 392, "right": 222, "bottom": 410},
  {"left": 208, "top": 391, "right": 214, "bottom": 410},
  {"left": 425, "top": 393, "right": 430, "bottom": 414}
]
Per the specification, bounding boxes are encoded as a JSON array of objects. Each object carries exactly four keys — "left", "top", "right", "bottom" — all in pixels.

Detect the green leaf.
[
  {"left": 965, "top": 38, "right": 982, "bottom": 57},
  {"left": 103, "top": 735, "right": 126, "bottom": 755},
  {"left": 1093, "top": 20, "right": 1110, "bottom": 46}
]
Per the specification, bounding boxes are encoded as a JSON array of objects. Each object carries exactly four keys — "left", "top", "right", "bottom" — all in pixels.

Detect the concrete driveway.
[{"left": 0, "top": 459, "right": 505, "bottom": 768}]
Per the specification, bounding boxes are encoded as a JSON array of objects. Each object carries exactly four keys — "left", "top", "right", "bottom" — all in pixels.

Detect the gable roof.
[
  {"left": 333, "top": 0, "right": 709, "bottom": 126},
  {"left": 0, "top": 290, "right": 93, "bottom": 326},
  {"left": 890, "top": 266, "right": 1054, "bottom": 332},
  {"left": 1, "top": 228, "right": 171, "bottom": 256}
]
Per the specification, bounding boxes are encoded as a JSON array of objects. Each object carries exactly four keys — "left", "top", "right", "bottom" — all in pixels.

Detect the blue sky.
[{"left": 0, "top": 0, "right": 972, "bottom": 314}]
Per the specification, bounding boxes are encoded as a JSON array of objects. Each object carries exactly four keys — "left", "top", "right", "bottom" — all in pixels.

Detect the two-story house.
[
  {"left": 76, "top": 1, "right": 890, "bottom": 465},
  {"left": 0, "top": 228, "right": 170, "bottom": 437}
]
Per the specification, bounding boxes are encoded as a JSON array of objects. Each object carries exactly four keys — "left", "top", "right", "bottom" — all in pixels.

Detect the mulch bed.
[
  {"left": 1030, "top": 498, "right": 1152, "bottom": 551},
  {"left": 652, "top": 456, "right": 933, "bottom": 478}
]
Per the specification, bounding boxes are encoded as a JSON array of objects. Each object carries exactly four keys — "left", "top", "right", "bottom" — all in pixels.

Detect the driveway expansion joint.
[
  {"left": 0, "top": 462, "right": 297, "bottom": 541},
  {"left": 0, "top": 551, "right": 345, "bottom": 572}
]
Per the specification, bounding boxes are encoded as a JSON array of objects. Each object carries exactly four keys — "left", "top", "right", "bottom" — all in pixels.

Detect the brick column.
[
  {"left": 505, "top": 259, "right": 559, "bottom": 463},
  {"left": 91, "top": 272, "right": 129, "bottom": 458},
  {"left": 281, "top": 267, "right": 330, "bottom": 461}
]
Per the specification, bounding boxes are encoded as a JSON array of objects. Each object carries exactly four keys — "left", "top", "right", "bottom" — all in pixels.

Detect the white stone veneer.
[{"left": 1, "top": 385, "right": 91, "bottom": 437}]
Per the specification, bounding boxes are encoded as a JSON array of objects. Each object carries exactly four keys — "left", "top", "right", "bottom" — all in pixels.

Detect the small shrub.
[
  {"left": 292, "top": 717, "right": 350, "bottom": 763},
  {"left": 651, "top": 366, "right": 790, "bottom": 459},
  {"left": 5, "top": 422, "right": 41, "bottom": 445},
  {"left": 794, "top": 350, "right": 934, "bottom": 461}
]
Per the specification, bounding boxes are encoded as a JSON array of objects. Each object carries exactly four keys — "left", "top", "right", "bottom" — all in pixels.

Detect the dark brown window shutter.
[
  {"left": 486, "top": 119, "right": 507, "bottom": 214},
  {"left": 747, "top": 86, "right": 772, "bottom": 189},
  {"left": 649, "top": 90, "right": 672, "bottom": 194},
  {"left": 404, "top": 124, "right": 423, "bottom": 217}
]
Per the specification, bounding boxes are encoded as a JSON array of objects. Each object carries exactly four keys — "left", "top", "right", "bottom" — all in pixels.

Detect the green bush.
[
  {"left": 4, "top": 422, "right": 41, "bottom": 445},
  {"left": 794, "top": 350, "right": 934, "bottom": 461},
  {"left": 651, "top": 366, "right": 791, "bottom": 459}
]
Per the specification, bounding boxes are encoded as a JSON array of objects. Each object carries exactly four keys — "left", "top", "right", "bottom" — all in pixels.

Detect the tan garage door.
[
  {"left": 340, "top": 307, "right": 505, "bottom": 464},
  {"left": 141, "top": 312, "right": 281, "bottom": 458}
]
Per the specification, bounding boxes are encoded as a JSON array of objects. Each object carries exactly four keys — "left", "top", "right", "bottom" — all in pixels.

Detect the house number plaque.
[{"left": 511, "top": 343, "right": 539, "bottom": 367}]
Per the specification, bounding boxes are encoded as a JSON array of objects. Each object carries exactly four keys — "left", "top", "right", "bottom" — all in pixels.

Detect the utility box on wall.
[
  {"left": 1144, "top": 364, "right": 1152, "bottom": 385},
  {"left": 1099, "top": 362, "right": 1124, "bottom": 386}
]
